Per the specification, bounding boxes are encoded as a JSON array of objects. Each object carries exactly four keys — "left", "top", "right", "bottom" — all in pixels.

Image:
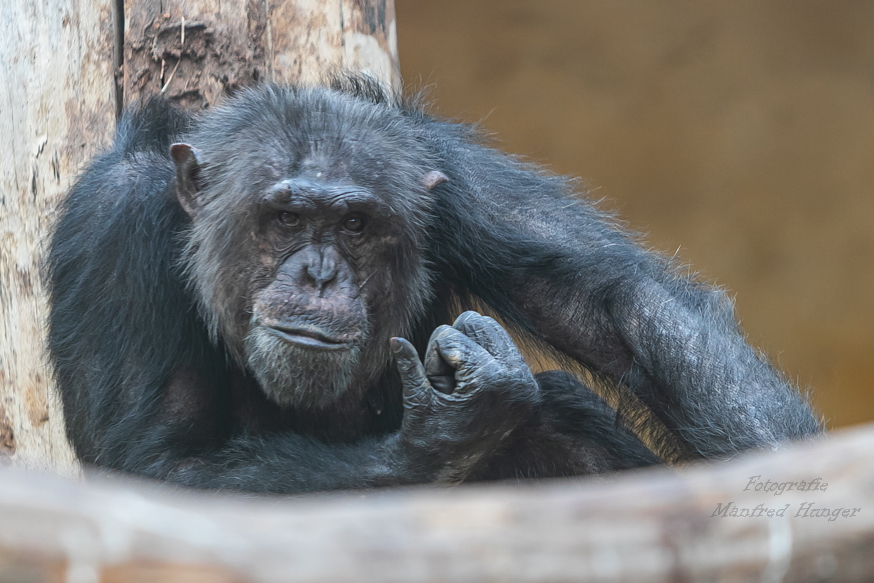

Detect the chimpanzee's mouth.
[{"left": 266, "top": 324, "right": 351, "bottom": 350}]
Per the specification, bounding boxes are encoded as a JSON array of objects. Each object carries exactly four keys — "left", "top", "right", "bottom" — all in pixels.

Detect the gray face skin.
[
  {"left": 238, "top": 177, "right": 378, "bottom": 409},
  {"left": 171, "top": 138, "right": 437, "bottom": 409}
]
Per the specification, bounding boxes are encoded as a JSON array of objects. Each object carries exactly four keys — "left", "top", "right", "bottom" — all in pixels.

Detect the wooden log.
[
  {"left": 0, "top": 424, "right": 872, "bottom": 583},
  {"left": 0, "top": 0, "right": 116, "bottom": 477}
]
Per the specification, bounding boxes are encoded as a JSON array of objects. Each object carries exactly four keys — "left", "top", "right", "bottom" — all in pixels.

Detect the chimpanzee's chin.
[{"left": 244, "top": 326, "right": 360, "bottom": 409}]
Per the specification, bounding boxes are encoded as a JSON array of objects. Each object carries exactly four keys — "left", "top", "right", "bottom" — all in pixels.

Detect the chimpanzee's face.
[
  {"left": 173, "top": 145, "right": 436, "bottom": 409},
  {"left": 240, "top": 172, "right": 396, "bottom": 408},
  {"left": 170, "top": 88, "right": 444, "bottom": 409}
]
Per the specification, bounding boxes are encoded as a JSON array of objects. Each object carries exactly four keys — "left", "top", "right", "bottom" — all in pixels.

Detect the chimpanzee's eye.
[
  {"left": 278, "top": 211, "right": 300, "bottom": 227},
  {"left": 342, "top": 215, "right": 367, "bottom": 233}
]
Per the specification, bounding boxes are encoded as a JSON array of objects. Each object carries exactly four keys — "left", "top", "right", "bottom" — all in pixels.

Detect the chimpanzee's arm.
[
  {"left": 164, "top": 317, "right": 544, "bottom": 492},
  {"left": 425, "top": 128, "right": 821, "bottom": 459},
  {"left": 150, "top": 431, "right": 438, "bottom": 493},
  {"left": 62, "top": 317, "right": 545, "bottom": 494},
  {"left": 469, "top": 370, "right": 660, "bottom": 481}
]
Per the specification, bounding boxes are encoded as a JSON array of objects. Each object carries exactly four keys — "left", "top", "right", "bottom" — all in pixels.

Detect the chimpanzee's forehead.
[
  {"left": 192, "top": 86, "right": 435, "bottom": 212},
  {"left": 218, "top": 139, "right": 413, "bottom": 194}
]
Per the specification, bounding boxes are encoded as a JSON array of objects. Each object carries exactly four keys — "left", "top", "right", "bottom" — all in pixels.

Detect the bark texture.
[
  {"left": 0, "top": 0, "right": 116, "bottom": 477},
  {"left": 123, "top": 0, "right": 398, "bottom": 108}
]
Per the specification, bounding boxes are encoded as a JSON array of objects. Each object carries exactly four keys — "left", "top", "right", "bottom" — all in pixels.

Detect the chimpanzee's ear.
[
  {"left": 422, "top": 170, "right": 448, "bottom": 190},
  {"left": 170, "top": 143, "right": 203, "bottom": 217}
]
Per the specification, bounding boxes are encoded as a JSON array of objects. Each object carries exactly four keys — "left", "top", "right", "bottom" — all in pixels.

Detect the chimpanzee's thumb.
[{"left": 391, "top": 337, "right": 431, "bottom": 407}]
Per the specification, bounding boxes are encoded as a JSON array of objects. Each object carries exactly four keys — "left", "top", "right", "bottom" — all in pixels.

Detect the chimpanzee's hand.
[{"left": 390, "top": 311, "right": 539, "bottom": 483}]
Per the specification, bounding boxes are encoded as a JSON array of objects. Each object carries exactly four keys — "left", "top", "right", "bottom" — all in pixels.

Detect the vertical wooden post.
[
  {"left": 0, "top": 0, "right": 398, "bottom": 476},
  {"left": 0, "top": 0, "right": 116, "bottom": 476}
]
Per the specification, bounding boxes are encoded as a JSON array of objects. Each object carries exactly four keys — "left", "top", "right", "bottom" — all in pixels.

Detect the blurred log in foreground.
[{"left": 1, "top": 424, "right": 872, "bottom": 583}]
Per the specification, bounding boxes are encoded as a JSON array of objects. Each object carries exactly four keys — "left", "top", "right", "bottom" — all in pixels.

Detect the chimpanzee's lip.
[{"left": 266, "top": 324, "right": 352, "bottom": 350}]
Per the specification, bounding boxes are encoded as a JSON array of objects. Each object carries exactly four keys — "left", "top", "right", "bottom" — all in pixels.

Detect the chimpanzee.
[{"left": 47, "top": 77, "right": 819, "bottom": 493}]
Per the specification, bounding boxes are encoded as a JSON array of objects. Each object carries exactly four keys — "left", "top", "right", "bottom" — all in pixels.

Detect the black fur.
[{"left": 47, "top": 78, "right": 819, "bottom": 493}]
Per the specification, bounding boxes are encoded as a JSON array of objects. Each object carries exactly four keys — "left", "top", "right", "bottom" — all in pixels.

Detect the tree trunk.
[
  {"left": 0, "top": 0, "right": 398, "bottom": 475},
  {"left": 0, "top": 0, "right": 116, "bottom": 477}
]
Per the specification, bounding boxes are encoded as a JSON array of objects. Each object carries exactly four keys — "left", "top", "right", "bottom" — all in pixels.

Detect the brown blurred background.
[{"left": 396, "top": 0, "right": 874, "bottom": 429}]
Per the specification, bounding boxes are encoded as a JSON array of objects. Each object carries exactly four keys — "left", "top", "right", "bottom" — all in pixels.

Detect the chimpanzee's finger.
[
  {"left": 432, "top": 326, "right": 497, "bottom": 391},
  {"left": 425, "top": 326, "right": 457, "bottom": 394},
  {"left": 452, "top": 311, "right": 519, "bottom": 363},
  {"left": 391, "top": 337, "right": 432, "bottom": 407}
]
